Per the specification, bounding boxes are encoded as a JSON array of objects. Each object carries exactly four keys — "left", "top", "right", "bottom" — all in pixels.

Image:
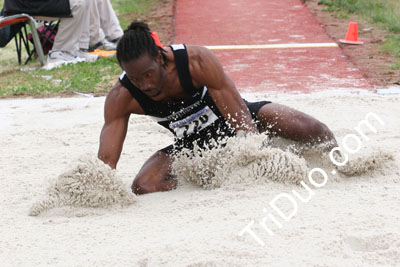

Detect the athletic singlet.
[{"left": 119, "top": 44, "right": 235, "bottom": 150}]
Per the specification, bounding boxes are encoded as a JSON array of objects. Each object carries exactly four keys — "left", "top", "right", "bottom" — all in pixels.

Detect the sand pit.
[{"left": 1, "top": 90, "right": 400, "bottom": 266}]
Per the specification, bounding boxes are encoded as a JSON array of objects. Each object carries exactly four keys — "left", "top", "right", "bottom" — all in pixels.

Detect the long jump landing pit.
[
  {"left": 174, "top": 0, "right": 373, "bottom": 93},
  {"left": 1, "top": 92, "right": 400, "bottom": 266}
]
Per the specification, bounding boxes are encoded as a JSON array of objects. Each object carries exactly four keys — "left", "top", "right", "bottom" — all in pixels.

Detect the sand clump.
[
  {"left": 172, "top": 134, "right": 310, "bottom": 189},
  {"left": 29, "top": 155, "right": 136, "bottom": 216},
  {"left": 336, "top": 151, "right": 394, "bottom": 176}
]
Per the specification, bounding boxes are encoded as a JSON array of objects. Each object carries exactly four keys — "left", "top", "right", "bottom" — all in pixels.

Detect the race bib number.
[{"left": 169, "top": 106, "right": 218, "bottom": 137}]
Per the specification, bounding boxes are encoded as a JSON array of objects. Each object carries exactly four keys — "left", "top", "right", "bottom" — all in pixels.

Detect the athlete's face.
[{"left": 122, "top": 52, "right": 165, "bottom": 99}]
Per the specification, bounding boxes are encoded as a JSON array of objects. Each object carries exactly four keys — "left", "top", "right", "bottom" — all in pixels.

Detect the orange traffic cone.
[{"left": 339, "top": 22, "right": 364, "bottom": 45}]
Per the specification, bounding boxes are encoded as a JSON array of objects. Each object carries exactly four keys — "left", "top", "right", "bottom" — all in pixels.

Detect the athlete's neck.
[{"left": 154, "top": 50, "right": 185, "bottom": 102}]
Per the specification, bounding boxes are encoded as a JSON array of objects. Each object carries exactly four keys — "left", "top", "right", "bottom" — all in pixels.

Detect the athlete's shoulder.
[
  {"left": 105, "top": 80, "right": 144, "bottom": 117},
  {"left": 184, "top": 45, "right": 223, "bottom": 86},
  {"left": 184, "top": 45, "right": 219, "bottom": 75},
  {"left": 185, "top": 45, "right": 213, "bottom": 60},
  {"left": 168, "top": 44, "right": 214, "bottom": 65},
  {"left": 107, "top": 80, "right": 129, "bottom": 103}
]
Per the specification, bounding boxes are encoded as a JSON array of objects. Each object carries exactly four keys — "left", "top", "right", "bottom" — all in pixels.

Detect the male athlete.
[{"left": 98, "top": 21, "right": 338, "bottom": 195}]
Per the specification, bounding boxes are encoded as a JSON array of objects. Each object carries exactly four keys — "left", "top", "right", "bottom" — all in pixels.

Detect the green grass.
[
  {"left": 0, "top": 57, "right": 121, "bottom": 97},
  {"left": 0, "top": 0, "right": 158, "bottom": 98},
  {"left": 387, "top": 62, "right": 400, "bottom": 70},
  {"left": 322, "top": 6, "right": 341, "bottom": 12},
  {"left": 334, "top": 13, "right": 349, "bottom": 19},
  {"left": 318, "top": 0, "right": 400, "bottom": 33},
  {"left": 318, "top": 0, "right": 334, "bottom": 6},
  {"left": 381, "top": 34, "right": 400, "bottom": 58},
  {"left": 317, "top": 0, "right": 400, "bottom": 64},
  {"left": 113, "top": 0, "right": 154, "bottom": 29}
]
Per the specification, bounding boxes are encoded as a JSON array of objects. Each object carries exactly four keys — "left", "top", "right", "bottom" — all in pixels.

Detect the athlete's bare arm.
[
  {"left": 98, "top": 81, "right": 176, "bottom": 194},
  {"left": 98, "top": 81, "right": 144, "bottom": 169},
  {"left": 188, "top": 46, "right": 258, "bottom": 134},
  {"left": 186, "top": 46, "right": 339, "bottom": 151}
]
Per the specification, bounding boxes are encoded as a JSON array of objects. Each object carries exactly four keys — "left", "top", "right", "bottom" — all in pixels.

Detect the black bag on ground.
[
  {"left": 0, "top": 8, "right": 25, "bottom": 48},
  {"left": 3, "top": 0, "right": 72, "bottom": 18}
]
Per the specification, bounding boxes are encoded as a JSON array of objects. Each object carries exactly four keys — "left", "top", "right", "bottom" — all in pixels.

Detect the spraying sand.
[
  {"left": 172, "top": 134, "right": 309, "bottom": 188},
  {"left": 1, "top": 90, "right": 400, "bottom": 266},
  {"left": 29, "top": 155, "right": 136, "bottom": 216},
  {"left": 172, "top": 134, "right": 394, "bottom": 190}
]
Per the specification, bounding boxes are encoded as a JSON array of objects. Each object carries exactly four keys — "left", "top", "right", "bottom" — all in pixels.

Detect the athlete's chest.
[
  {"left": 156, "top": 87, "right": 220, "bottom": 138},
  {"left": 159, "top": 67, "right": 202, "bottom": 102}
]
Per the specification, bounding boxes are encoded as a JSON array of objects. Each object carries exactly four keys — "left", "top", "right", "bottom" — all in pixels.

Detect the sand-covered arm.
[{"left": 189, "top": 46, "right": 258, "bottom": 134}]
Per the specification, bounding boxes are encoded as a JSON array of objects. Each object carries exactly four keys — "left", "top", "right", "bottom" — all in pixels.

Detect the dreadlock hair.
[{"left": 116, "top": 21, "right": 167, "bottom": 67}]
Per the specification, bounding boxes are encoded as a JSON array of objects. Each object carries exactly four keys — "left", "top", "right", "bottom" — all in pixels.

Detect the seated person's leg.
[
  {"left": 88, "top": 0, "right": 123, "bottom": 51},
  {"left": 99, "top": 0, "right": 123, "bottom": 42},
  {"left": 88, "top": 0, "right": 105, "bottom": 50},
  {"left": 49, "top": 0, "right": 98, "bottom": 64}
]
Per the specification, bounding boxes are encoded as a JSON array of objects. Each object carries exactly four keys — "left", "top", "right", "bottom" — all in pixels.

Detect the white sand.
[
  {"left": 29, "top": 154, "right": 136, "bottom": 216},
  {"left": 1, "top": 89, "right": 400, "bottom": 266}
]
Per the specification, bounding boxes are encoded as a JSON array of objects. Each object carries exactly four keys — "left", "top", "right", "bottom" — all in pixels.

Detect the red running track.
[{"left": 173, "top": 0, "right": 373, "bottom": 93}]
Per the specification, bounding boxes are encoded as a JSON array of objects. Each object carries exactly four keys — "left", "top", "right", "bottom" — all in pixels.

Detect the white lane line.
[{"left": 205, "top": 43, "right": 338, "bottom": 50}]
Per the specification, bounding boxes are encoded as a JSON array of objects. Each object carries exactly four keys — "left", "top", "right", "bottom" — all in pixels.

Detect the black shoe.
[{"left": 89, "top": 41, "right": 103, "bottom": 52}]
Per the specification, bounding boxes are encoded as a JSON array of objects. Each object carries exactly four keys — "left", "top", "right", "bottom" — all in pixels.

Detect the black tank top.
[{"left": 119, "top": 44, "right": 235, "bottom": 149}]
